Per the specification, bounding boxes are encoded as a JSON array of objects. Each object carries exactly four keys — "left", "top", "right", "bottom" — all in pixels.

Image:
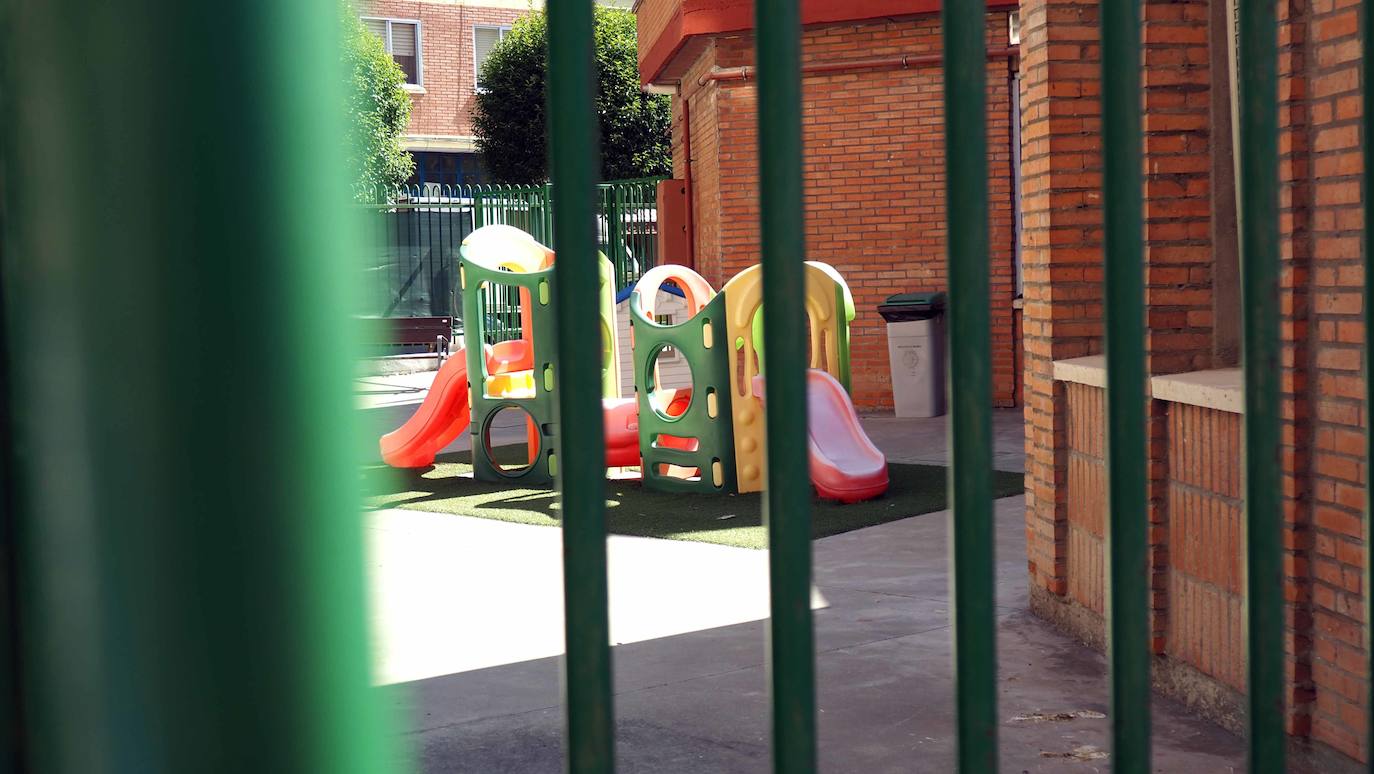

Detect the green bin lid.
[{"left": 882, "top": 291, "right": 946, "bottom": 308}]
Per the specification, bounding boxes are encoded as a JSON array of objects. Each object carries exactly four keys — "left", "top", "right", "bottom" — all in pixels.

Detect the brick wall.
[
  {"left": 1023, "top": 0, "right": 1369, "bottom": 761},
  {"left": 1065, "top": 382, "right": 1105, "bottom": 614},
  {"left": 1020, "top": 0, "right": 1103, "bottom": 600},
  {"left": 671, "top": 12, "right": 1020, "bottom": 410},
  {"left": 1166, "top": 403, "right": 1245, "bottom": 691},
  {"left": 1301, "top": 0, "right": 1367, "bottom": 758},
  {"left": 1141, "top": 0, "right": 1216, "bottom": 374},
  {"left": 358, "top": 0, "right": 530, "bottom": 141}
]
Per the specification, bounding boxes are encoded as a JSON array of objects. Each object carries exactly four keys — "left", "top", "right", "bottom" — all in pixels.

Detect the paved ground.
[
  {"left": 362, "top": 371, "right": 1251, "bottom": 772},
  {"left": 369, "top": 497, "right": 1252, "bottom": 773}
]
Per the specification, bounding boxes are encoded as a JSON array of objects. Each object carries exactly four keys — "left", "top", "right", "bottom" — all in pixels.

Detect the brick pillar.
[
  {"left": 1138, "top": 0, "right": 1216, "bottom": 662},
  {"left": 1292, "top": 0, "right": 1365, "bottom": 758},
  {"left": 1019, "top": 0, "right": 1104, "bottom": 601},
  {"left": 1141, "top": 0, "right": 1216, "bottom": 375}
]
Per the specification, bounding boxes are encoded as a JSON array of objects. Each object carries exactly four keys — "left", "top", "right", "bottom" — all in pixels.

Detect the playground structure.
[{"left": 380, "top": 225, "right": 888, "bottom": 503}]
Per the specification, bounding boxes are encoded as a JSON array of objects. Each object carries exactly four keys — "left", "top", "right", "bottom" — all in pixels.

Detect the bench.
[{"left": 359, "top": 316, "right": 454, "bottom": 364}]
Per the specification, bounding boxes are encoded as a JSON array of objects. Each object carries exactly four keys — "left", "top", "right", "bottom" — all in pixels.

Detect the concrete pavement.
[
  {"left": 370, "top": 497, "right": 1256, "bottom": 772},
  {"left": 360, "top": 371, "right": 1260, "bottom": 771}
]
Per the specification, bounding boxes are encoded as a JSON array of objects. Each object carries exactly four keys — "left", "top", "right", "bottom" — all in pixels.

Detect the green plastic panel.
[
  {"left": 629, "top": 291, "right": 737, "bottom": 494},
  {"left": 460, "top": 251, "right": 559, "bottom": 485}
]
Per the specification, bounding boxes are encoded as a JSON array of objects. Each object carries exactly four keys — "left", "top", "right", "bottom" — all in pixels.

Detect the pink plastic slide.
[
  {"left": 805, "top": 370, "right": 889, "bottom": 502},
  {"left": 752, "top": 371, "right": 890, "bottom": 503}
]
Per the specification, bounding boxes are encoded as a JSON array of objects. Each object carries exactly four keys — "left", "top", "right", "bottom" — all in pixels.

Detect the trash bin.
[{"left": 878, "top": 292, "right": 946, "bottom": 418}]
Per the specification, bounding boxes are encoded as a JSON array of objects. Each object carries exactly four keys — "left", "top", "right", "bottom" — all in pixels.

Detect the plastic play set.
[{"left": 380, "top": 225, "right": 889, "bottom": 503}]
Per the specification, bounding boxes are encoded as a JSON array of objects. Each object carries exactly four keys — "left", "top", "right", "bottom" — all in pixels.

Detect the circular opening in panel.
[
  {"left": 483, "top": 404, "right": 540, "bottom": 475},
  {"left": 645, "top": 345, "right": 694, "bottom": 421}
]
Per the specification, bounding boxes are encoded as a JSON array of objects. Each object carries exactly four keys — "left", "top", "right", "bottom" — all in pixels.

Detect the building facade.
[
  {"left": 358, "top": 0, "right": 533, "bottom": 188},
  {"left": 1023, "top": 0, "right": 1369, "bottom": 763},
  {"left": 638, "top": 0, "right": 1369, "bottom": 765},
  {"left": 635, "top": 0, "right": 1024, "bottom": 411}
]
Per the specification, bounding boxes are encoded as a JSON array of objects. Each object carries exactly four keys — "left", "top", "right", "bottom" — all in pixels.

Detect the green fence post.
[
  {"left": 942, "top": 1, "right": 997, "bottom": 771},
  {"left": 0, "top": 1, "right": 396, "bottom": 772},
  {"left": 1237, "top": 0, "right": 1285, "bottom": 771},
  {"left": 754, "top": 0, "right": 816, "bottom": 770},
  {"left": 0, "top": 271, "right": 17, "bottom": 770},
  {"left": 546, "top": 0, "right": 615, "bottom": 770},
  {"left": 1099, "top": 0, "right": 1152, "bottom": 769}
]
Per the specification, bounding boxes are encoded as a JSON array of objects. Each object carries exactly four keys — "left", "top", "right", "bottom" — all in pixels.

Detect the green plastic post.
[{"left": 459, "top": 249, "right": 560, "bottom": 485}]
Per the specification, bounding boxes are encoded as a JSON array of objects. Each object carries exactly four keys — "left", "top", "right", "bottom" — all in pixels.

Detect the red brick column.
[
  {"left": 1019, "top": 0, "right": 1103, "bottom": 600},
  {"left": 1275, "top": 0, "right": 1319, "bottom": 744},
  {"left": 1141, "top": 0, "right": 1216, "bottom": 375},
  {"left": 1295, "top": 0, "right": 1366, "bottom": 758}
]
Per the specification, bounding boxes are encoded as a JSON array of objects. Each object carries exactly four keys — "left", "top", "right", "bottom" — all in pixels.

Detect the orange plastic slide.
[
  {"left": 603, "top": 398, "right": 640, "bottom": 467},
  {"left": 381, "top": 341, "right": 654, "bottom": 471},
  {"left": 380, "top": 351, "right": 473, "bottom": 468}
]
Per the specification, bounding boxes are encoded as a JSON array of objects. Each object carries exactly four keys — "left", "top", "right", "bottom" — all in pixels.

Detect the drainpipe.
[
  {"left": 701, "top": 46, "right": 1019, "bottom": 84},
  {"left": 679, "top": 87, "right": 696, "bottom": 269}
]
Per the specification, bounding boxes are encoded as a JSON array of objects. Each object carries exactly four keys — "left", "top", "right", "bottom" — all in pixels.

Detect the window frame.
[
  {"left": 472, "top": 24, "right": 513, "bottom": 92},
  {"left": 362, "top": 16, "right": 424, "bottom": 87}
]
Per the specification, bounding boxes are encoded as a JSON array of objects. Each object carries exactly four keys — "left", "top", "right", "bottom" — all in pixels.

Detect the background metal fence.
[{"left": 360, "top": 179, "right": 662, "bottom": 342}]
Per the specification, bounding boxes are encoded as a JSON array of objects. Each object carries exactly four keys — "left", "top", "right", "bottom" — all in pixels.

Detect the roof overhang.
[{"left": 637, "top": 0, "right": 1019, "bottom": 87}]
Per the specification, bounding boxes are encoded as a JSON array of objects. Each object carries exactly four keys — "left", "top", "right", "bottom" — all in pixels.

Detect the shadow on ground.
[{"left": 385, "top": 608, "right": 1253, "bottom": 774}]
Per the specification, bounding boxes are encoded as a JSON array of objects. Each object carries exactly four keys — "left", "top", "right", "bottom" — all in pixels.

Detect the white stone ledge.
[
  {"left": 1150, "top": 368, "right": 1243, "bottom": 414},
  {"left": 1052, "top": 355, "right": 1106, "bottom": 388},
  {"left": 1052, "top": 357, "right": 1243, "bottom": 414}
]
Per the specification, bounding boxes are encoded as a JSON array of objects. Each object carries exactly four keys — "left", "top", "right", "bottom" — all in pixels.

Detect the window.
[
  {"left": 363, "top": 18, "right": 421, "bottom": 86},
  {"left": 473, "top": 26, "right": 512, "bottom": 90},
  {"left": 406, "top": 152, "right": 488, "bottom": 191}
]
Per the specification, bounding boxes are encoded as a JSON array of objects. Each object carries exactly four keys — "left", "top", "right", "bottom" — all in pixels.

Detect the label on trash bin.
[{"left": 893, "top": 339, "right": 924, "bottom": 376}]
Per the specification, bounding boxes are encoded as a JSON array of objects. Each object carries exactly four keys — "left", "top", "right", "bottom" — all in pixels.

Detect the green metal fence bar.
[
  {"left": 754, "top": 0, "right": 816, "bottom": 769},
  {"left": 941, "top": 1, "right": 997, "bottom": 771},
  {"left": 1237, "top": 0, "right": 1285, "bottom": 771},
  {"left": 547, "top": 0, "right": 616, "bottom": 770},
  {"left": 0, "top": 1, "right": 397, "bottom": 772},
  {"left": 0, "top": 284, "right": 17, "bottom": 770},
  {"left": 1362, "top": 0, "right": 1373, "bottom": 759},
  {"left": 1099, "top": 0, "right": 1152, "bottom": 769}
]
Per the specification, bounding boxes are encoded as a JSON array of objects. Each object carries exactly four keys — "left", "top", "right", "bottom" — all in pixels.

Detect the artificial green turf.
[{"left": 362, "top": 448, "right": 1024, "bottom": 550}]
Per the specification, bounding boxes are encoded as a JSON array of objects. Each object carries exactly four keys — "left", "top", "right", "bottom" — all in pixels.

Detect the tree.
[
  {"left": 342, "top": 8, "right": 414, "bottom": 198},
  {"left": 473, "top": 8, "right": 671, "bottom": 184}
]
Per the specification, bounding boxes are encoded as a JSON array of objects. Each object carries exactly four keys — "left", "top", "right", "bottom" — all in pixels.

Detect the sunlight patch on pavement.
[{"left": 366, "top": 508, "right": 823, "bottom": 685}]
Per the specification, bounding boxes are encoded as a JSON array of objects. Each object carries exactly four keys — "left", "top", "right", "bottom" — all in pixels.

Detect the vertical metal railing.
[
  {"left": 365, "top": 180, "right": 663, "bottom": 327},
  {"left": 1237, "top": 0, "right": 1285, "bottom": 770},
  {"left": 0, "top": 0, "right": 1340, "bottom": 772},
  {"left": 1099, "top": 0, "right": 1151, "bottom": 770},
  {"left": 547, "top": 0, "right": 615, "bottom": 772},
  {"left": 0, "top": 0, "right": 395, "bottom": 771},
  {"left": 942, "top": 1, "right": 998, "bottom": 771},
  {"left": 754, "top": 0, "right": 817, "bottom": 770}
]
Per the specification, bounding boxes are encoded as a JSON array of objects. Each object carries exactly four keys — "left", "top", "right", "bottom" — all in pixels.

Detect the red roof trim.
[{"left": 640, "top": 0, "right": 1019, "bottom": 85}]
